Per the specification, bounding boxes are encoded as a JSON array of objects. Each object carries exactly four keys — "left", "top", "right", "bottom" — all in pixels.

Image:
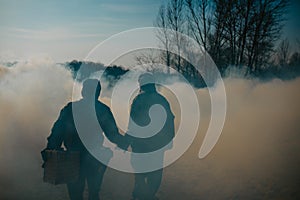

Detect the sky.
[
  {"left": 0, "top": 0, "right": 162, "bottom": 62},
  {"left": 0, "top": 0, "right": 299, "bottom": 62}
]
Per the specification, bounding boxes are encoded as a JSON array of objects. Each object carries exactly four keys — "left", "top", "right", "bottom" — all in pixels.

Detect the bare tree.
[
  {"left": 155, "top": 0, "right": 289, "bottom": 77},
  {"left": 212, "top": 0, "right": 288, "bottom": 75},
  {"left": 135, "top": 50, "right": 161, "bottom": 72},
  {"left": 276, "top": 38, "right": 290, "bottom": 67},
  {"left": 166, "top": 0, "right": 186, "bottom": 72},
  {"left": 186, "top": 0, "right": 212, "bottom": 51},
  {"left": 245, "top": 0, "right": 289, "bottom": 74},
  {"left": 155, "top": 5, "right": 172, "bottom": 73},
  {"left": 205, "top": 0, "right": 234, "bottom": 73}
]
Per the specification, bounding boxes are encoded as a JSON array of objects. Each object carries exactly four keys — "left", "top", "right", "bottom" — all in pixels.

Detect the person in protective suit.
[
  {"left": 42, "top": 79, "right": 124, "bottom": 200},
  {"left": 124, "top": 73, "right": 175, "bottom": 200}
]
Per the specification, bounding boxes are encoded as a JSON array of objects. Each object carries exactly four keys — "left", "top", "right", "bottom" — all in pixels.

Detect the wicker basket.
[{"left": 43, "top": 150, "right": 80, "bottom": 185}]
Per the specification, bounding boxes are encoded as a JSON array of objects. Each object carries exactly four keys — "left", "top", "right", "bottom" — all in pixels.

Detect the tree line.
[{"left": 154, "top": 0, "right": 299, "bottom": 79}]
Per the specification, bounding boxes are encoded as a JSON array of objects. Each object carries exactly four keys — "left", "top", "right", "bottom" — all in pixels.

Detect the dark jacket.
[
  {"left": 125, "top": 88, "right": 175, "bottom": 153},
  {"left": 44, "top": 99, "right": 123, "bottom": 159}
]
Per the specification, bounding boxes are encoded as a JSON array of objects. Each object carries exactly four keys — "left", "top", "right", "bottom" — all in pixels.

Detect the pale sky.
[
  {"left": 0, "top": 0, "right": 161, "bottom": 62},
  {"left": 0, "top": 0, "right": 299, "bottom": 62}
]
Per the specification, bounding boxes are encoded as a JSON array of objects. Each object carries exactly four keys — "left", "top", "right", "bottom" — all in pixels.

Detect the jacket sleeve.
[
  {"left": 123, "top": 97, "right": 140, "bottom": 150},
  {"left": 46, "top": 104, "right": 70, "bottom": 150},
  {"left": 165, "top": 101, "right": 175, "bottom": 149},
  {"left": 100, "top": 105, "right": 126, "bottom": 148}
]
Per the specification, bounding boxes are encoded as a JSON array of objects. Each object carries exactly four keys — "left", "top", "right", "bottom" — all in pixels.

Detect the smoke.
[
  {"left": 0, "top": 57, "right": 74, "bottom": 199},
  {"left": 0, "top": 59, "right": 299, "bottom": 199},
  {"left": 159, "top": 77, "right": 300, "bottom": 200}
]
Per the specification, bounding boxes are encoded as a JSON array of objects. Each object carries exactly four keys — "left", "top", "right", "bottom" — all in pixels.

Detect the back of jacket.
[
  {"left": 46, "top": 99, "right": 122, "bottom": 157},
  {"left": 126, "top": 90, "right": 175, "bottom": 153}
]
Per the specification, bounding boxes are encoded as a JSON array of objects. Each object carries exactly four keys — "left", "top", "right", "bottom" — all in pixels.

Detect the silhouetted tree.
[
  {"left": 155, "top": 5, "right": 172, "bottom": 73},
  {"left": 289, "top": 52, "right": 300, "bottom": 77},
  {"left": 245, "top": 0, "right": 288, "bottom": 75},
  {"left": 135, "top": 50, "right": 162, "bottom": 72},
  {"left": 276, "top": 38, "right": 290, "bottom": 67},
  {"left": 156, "top": 0, "right": 289, "bottom": 77},
  {"left": 186, "top": 0, "right": 212, "bottom": 51},
  {"left": 166, "top": 0, "right": 186, "bottom": 72}
]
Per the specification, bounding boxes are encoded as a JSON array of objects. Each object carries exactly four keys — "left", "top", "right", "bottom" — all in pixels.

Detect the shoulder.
[
  {"left": 60, "top": 102, "right": 72, "bottom": 113},
  {"left": 133, "top": 91, "right": 169, "bottom": 104},
  {"left": 154, "top": 92, "right": 169, "bottom": 105},
  {"left": 156, "top": 92, "right": 167, "bottom": 100},
  {"left": 65, "top": 102, "right": 73, "bottom": 108},
  {"left": 131, "top": 93, "right": 143, "bottom": 104},
  {"left": 155, "top": 93, "right": 174, "bottom": 116},
  {"left": 96, "top": 101, "right": 111, "bottom": 113}
]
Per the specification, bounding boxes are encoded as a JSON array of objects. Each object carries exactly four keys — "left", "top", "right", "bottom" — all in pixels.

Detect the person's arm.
[
  {"left": 123, "top": 96, "right": 141, "bottom": 151},
  {"left": 46, "top": 103, "right": 71, "bottom": 150},
  {"left": 41, "top": 103, "right": 69, "bottom": 166},
  {"left": 100, "top": 105, "right": 127, "bottom": 149},
  {"left": 164, "top": 100, "right": 175, "bottom": 149}
]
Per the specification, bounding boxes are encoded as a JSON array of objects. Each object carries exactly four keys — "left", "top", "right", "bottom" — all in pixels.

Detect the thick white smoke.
[
  {"left": 0, "top": 59, "right": 299, "bottom": 199},
  {"left": 159, "top": 78, "right": 300, "bottom": 200},
  {"left": 0, "top": 57, "right": 74, "bottom": 199}
]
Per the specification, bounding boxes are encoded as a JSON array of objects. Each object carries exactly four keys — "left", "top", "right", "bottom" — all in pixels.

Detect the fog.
[
  {"left": 0, "top": 57, "right": 74, "bottom": 199},
  {"left": 161, "top": 78, "right": 300, "bottom": 199},
  {"left": 0, "top": 58, "right": 299, "bottom": 199}
]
